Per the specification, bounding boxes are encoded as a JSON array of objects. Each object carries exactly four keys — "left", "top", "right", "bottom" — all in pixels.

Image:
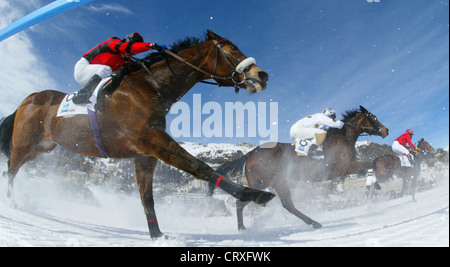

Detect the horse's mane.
[
  {"left": 142, "top": 32, "right": 210, "bottom": 66},
  {"left": 327, "top": 108, "right": 361, "bottom": 136},
  {"left": 341, "top": 108, "right": 360, "bottom": 123}
]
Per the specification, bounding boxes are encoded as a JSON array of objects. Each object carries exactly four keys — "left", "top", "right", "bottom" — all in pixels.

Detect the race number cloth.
[
  {"left": 57, "top": 77, "right": 110, "bottom": 117},
  {"left": 399, "top": 155, "right": 412, "bottom": 167}
]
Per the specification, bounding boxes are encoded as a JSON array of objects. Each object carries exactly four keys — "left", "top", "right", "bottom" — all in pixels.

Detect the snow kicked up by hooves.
[{"left": 0, "top": 164, "right": 448, "bottom": 247}]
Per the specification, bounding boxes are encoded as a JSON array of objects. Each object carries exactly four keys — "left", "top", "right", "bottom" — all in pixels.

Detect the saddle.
[{"left": 71, "top": 61, "right": 143, "bottom": 108}]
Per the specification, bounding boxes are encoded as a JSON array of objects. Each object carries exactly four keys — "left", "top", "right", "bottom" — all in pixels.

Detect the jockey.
[
  {"left": 290, "top": 108, "right": 345, "bottom": 156},
  {"left": 392, "top": 129, "right": 417, "bottom": 166},
  {"left": 72, "top": 32, "right": 167, "bottom": 104}
]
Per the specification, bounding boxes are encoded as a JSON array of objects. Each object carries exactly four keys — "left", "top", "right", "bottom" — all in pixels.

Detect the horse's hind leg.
[
  {"left": 275, "top": 183, "right": 322, "bottom": 229},
  {"left": 400, "top": 167, "right": 413, "bottom": 197},
  {"left": 236, "top": 200, "right": 250, "bottom": 231},
  {"left": 6, "top": 140, "right": 56, "bottom": 205},
  {"left": 5, "top": 147, "right": 36, "bottom": 205}
]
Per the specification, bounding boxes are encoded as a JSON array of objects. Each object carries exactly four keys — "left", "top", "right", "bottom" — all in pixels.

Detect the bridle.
[
  {"left": 163, "top": 38, "right": 256, "bottom": 91},
  {"left": 345, "top": 112, "right": 383, "bottom": 135}
]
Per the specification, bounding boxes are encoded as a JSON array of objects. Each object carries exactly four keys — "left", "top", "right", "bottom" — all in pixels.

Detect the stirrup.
[{"left": 72, "top": 74, "right": 102, "bottom": 104}]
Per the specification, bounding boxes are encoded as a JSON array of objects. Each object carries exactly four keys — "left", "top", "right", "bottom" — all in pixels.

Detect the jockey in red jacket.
[
  {"left": 72, "top": 32, "right": 166, "bottom": 104},
  {"left": 395, "top": 129, "right": 417, "bottom": 150},
  {"left": 392, "top": 129, "right": 417, "bottom": 166}
]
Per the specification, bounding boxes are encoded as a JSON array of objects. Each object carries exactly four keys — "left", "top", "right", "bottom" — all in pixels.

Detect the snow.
[{"left": 0, "top": 158, "right": 448, "bottom": 247}]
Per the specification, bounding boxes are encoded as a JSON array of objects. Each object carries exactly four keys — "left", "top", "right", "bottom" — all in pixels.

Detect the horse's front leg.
[
  {"left": 134, "top": 156, "right": 164, "bottom": 239},
  {"left": 274, "top": 182, "right": 322, "bottom": 229},
  {"left": 139, "top": 128, "right": 275, "bottom": 206}
]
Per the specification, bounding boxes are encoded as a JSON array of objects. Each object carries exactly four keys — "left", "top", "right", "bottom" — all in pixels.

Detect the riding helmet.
[
  {"left": 125, "top": 32, "right": 144, "bottom": 43},
  {"left": 323, "top": 108, "right": 337, "bottom": 120}
]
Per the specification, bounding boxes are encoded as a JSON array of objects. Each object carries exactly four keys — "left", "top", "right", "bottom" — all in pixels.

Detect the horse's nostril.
[{"left": 259, "top": 71, "right": 269, "bottom": 82}]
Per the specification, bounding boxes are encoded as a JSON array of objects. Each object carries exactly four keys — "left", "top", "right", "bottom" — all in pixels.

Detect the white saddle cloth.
[
  {"left": 398, "top": 155, "right": 412, "bottom": 167},
  {"left": 57, "top": 77, "right": 111, "bottom": 117}
]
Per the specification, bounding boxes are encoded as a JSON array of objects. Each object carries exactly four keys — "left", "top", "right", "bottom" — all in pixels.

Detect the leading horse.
[
  {"left": 215, "top": 106, "right": 389, "bottom": 231},
  {"left": 0, "top": 30, "right": 275, "bottom": 239}
]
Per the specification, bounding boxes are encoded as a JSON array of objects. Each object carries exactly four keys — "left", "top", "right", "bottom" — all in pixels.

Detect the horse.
[
  {"left": 372, "top": 138, "right": 432, "bottom": 201},
  {"left": 215, "top": 105, "right": 389, "bottom": 231},
  {"left": 417, "top": 138, "right": 434, "bottom": 154},
  {"left": 0, "top": 30, "right": 275, "bottom": 239}
]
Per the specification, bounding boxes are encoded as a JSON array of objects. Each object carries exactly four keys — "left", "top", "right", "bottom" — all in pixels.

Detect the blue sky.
[{"left": 0, "top": 0, "right": 448, "bottom": 149}]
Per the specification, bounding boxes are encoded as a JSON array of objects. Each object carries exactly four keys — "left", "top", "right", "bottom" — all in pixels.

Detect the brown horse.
[
  {"left": 0, "top": 30, "right": 275, "bottom": 239},
  {"left": 215, "top": 106, "right": 389, "bottom": 231},
  {"left": 372, "top": 138, "right": 432, "bottom": 201}
]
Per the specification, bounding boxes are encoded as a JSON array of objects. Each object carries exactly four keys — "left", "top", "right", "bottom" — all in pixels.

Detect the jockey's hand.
[{"left": 150, "top": 43, "right": 167, "bottom": 53}]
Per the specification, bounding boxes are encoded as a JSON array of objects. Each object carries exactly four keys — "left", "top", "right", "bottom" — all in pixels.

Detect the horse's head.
[
  {"left": 206, "top": 30, "right": 268, "bottom": 93},
  {"left": 346, "top": 105, "right": 389, "bottom": 138},
  {"left": 417, "top": 138, "right": 435, "bottom": 153}
]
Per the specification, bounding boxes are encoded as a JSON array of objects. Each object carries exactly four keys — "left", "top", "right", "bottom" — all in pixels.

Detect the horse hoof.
[
  {"left": 255, "top": 191, "right": 276, "bottom": 206},
  {"left": 312, "top": 221, "right": 322, "bottom": 229},
  {"left": 150, "top": 232, "right": 166, "bottom": 240},
  {"left": 8, "top": 199, "right": 18, "bottom": 209},
  {"left": 238, "top": 226, "right": 247, "bottom": 232}
]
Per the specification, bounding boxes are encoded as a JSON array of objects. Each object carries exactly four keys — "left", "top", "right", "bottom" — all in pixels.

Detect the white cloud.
[
  {"left": 0, "top": 0, "right": 58, "bottom": 116},
  {"left": 85, "top": 4, "right": 133, "bottom": 15}
]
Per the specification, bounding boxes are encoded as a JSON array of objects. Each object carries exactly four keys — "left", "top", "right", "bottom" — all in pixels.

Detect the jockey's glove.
[{"left": 150, "top": 43, "right": 167, "bottom": 53}]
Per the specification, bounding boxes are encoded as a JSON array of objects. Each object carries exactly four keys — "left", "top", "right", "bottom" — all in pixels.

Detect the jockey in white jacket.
[{"left": 290, "top": 108, "right": 345, "bottom": 156}]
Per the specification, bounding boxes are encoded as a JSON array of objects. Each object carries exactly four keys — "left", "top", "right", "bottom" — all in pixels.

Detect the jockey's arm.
[
  {"left": 109, "top": 38, "right": 154, "bottom": 55},
  {"left": 320, "top": 116, "right": 345, "bottom": 129}
]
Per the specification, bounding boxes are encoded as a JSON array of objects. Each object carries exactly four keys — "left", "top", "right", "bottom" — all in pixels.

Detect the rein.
[
  {"left": 162, "top": 39, "right": 256, "bottom": 91},
  {"left": 164, "top": 49, "right": 231, "bottom": 82},
  {"left": 132, "top": 39, "right": 256, "bottom": 93},
  {"left": 345, "top": 122, "right": 377, "bottom": 131},
  {"left": 345, "top": 116, "right": 382, "bottom": 136}
]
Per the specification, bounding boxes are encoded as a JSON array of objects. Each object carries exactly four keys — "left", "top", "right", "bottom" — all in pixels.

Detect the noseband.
[{"left": 213, "top": 38, "right": 256, "bottom": 88}]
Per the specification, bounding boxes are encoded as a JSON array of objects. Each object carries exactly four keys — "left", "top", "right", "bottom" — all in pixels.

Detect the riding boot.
[
  {"left": 95, "top": 68, "right": 128, "bottom": 111},
  {"left": 72, "top": 74, "right": 102, "bottom": 104}
]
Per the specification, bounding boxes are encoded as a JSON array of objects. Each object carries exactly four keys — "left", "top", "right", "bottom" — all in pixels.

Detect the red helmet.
[{"left": 406, "top": 129, "right": 414, "bottom": 135}]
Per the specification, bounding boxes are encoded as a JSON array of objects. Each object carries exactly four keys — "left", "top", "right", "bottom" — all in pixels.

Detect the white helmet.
[{"left": 323, "top": 108, "right": 337, "bottom": 120}]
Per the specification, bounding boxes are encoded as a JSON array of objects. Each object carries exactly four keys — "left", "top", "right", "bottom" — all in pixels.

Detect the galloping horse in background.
[
  {"left": 0, "top": 30, "right": 275, "bottom": 239},
  {"left": 215, "top": 106, "right": 389, "bottom": 231},
  {"left": 417, "top": 138, "right": 434, "bottom": 154},
  {"left": 372, "top": 138, "right": 433, "bottom": 201}
]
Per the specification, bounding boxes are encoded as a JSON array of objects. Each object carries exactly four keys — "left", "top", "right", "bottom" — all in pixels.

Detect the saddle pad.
[
  {"left": 314, "top": 132, "right": 327, "bottom": 146},
  {"left": 56, "top": 77, "right": 111, "bottom": 117},
  {"left": 398, "top": 155, "right": 412, "bottom": 167}
]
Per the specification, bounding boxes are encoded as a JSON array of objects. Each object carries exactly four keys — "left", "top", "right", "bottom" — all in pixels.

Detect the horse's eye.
[{"left": 230, "top": 45, "right": 239, "bottom": 52}]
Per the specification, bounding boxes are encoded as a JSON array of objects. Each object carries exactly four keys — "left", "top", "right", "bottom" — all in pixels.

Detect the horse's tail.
[
  {"left": 0, "top": 110, "right": 17, "bottom": 158},
  {"left": 208, "top": 153, "right": 249, "bottom": 196},
  {"left": 216, "top": 154, "right": 249, "bottom": 178}
]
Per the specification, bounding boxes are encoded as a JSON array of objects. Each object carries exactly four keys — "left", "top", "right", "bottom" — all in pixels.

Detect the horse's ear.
[
  {"left": 360, "top": 105, "right": 368, "bottom": 113},
  {"left": 207, "top": 30, "right": 223, "bottom": 41}
]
